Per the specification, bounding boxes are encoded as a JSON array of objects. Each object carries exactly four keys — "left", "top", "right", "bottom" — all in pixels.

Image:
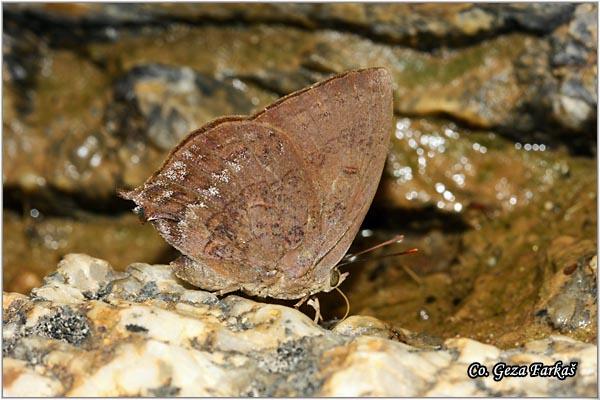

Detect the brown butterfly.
[{"left": 120, "top": 68, "right": 393, "bottom": 300}]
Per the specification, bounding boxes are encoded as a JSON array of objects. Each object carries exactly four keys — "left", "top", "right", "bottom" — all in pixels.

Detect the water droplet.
[
  {"left": 452, "top": 173, "right": 465, "bottom": 187},
  {"left": 90, "top": 153, "right": 102, "bottom": 167},
  {"left": 443, "top": 190, "right": 455, "bottom": 201},
  {"left": 443, "top": 127, "right": 459, "bottom": 139},
  {"left": 36, "top": 176, "right": 47, "bottom": 187},
  {"left": 231, "top": 78, "right": 247, "bottom": 91},
  {"left": 360, "top": 229, "right": 373, "bottom": 238},
  {"left": 105, "top": 27, "right": 118, "bottom": 39},
  {"left": 76, "top": 146, "right": 89, "bottom": 158},
  {"left": 393, "top": 166, "right": 413, "bottom": 182},
  {"left": 405, "top": 191, "right": 417, "bottom": 201}
]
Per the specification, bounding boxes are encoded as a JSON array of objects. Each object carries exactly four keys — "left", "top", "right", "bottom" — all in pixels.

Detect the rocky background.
[{"left": 2, "top": 3, "right": 597, "bottom": 394}]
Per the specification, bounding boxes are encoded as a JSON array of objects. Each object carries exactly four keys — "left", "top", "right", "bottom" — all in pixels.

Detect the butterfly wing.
[
  {"left": 121, "top": 119, "right": 323, "bottom": 298},
  {"left": 122, "top": 68, "right": 393, "bottom": 299},
  {"left": 253, "top": 68, "right": 393, "bottom": 284}
]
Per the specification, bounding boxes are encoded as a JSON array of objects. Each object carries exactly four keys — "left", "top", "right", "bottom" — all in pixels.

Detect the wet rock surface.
[
  {"left": 2, "top": 255, "right": 597, "bottom": 397},
  {"left": 3, "top": 211, "right": 173, "bottom": 294},
  {"left": 341, "top": 144, "right": 597, "bottom": 348}
]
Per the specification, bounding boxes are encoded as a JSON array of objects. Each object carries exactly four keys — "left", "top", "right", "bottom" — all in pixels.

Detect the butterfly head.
[{"left": 327, "top": 267, "right": 349, "bottom": 291}]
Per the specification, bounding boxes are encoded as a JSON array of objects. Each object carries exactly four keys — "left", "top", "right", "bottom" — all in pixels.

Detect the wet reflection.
[{"left": 384, "top": 117, "right": 565, "bottom": 213}]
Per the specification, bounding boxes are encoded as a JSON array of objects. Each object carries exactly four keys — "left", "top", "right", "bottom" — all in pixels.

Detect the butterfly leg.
[
  {"left": 307, "top": 297, "right": 323, "bottom": 324},
  {"left": 215, "top": 286, "right": 239, "bottom": 296},
  {"left": 293, "top": 294, "right": 310, "bottom": 309}
]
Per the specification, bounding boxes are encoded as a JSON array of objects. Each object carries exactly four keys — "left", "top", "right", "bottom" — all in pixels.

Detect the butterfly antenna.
[
  {"left": 338, "top": 247, "right": 419, "bottom": 267},
  {"left": 335, "top": 286, "right": 350, "bottom": 322},
  {"left": 343, "top": 234, "right": 404, "bottom": 262}
]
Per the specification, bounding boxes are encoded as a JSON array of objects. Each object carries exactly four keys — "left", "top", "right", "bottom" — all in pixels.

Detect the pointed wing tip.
[
  {"left": 357, "top": 66, "right": 392, "bottom": 82},
  {"left": 350, "top": 67, "right": 393, "bottom": 98},
  {"left": 117, "top": 188, "right": 137, "bottom": 201},
  {"left": 372, "top": 68, "right": 393, "bottom": 93}
]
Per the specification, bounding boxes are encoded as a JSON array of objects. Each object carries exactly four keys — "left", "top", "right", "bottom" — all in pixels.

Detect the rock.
[
  {"left": 2, "top": 28, "right": 120, "bottom": 206},
  {"left": 449, "top": 180, "right": 597, "bottom": 348},
  {"left": 106, "top": 64, "right": 274, "bottom": 188},
  {"left": 549, "top": 3, "right": 597, "bottom": 136},
  {"left": 380, "top": 117, "right": 575, "bottom": 213},
  {"left": 2, "top": 211, "right": 172, "bottom": 293},
  {"left": 339, "top": 149, "right": 596, "bottom": 348},
  {"left": 302, "top": 31, "right": 542, "bottom": 131},
  {"left": 479, "top": 3, "right": 575, "bottom": 34},
  {"left": 321, "top": 334, "right": 595, "bottom": 396},
  {"left": 4, "top": 3, "right": 575, "bottom": 47},
  {"left": 536, "top": 244, "right": 597, "bottom": 334},
  {"left": 2, "top": 4, "right": 596, "bottom": 368},
  {"left": 111, "top": 64, "right": 258, "bottom": 151},
  {"left": 2, "top": 254, "right": 597, "bottom": 396},
  {"left": 85, "top": 22, "right": 593, "bottom": 139},
  {"left": 332, "top": 315, "right": 444, "bottom": 350},
  {"left": 332, "top": 315, "right": 400, "bottom": 339}
]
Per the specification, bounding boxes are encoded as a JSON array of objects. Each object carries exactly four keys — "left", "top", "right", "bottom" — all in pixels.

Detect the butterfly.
[{"left": 120, "top": 67, "right": 393, "bottom": 301}]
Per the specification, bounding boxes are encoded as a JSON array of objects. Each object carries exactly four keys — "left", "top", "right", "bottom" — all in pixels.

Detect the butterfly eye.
[{"left": 329, "top": 269, "right": 340, "bottom": 287}]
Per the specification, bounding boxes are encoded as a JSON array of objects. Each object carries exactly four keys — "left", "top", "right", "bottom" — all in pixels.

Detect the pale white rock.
[
  {"left": 445, "top": 337, "right": 501, "bottom": 363},
  {"left": 2, "top": 254, "right": 597, "bottom": 397},
  {"left": 321, "top": 337, "right": 454, "bottom": 396},
  {"left": 30, "top": 282, "right": 85, "bottom": 305},
  {"left": 55, "top": 253, "right": 114, "bottom": 293},
  {"left": 3, "top": 359, "right": 64, "bottom": 397}
]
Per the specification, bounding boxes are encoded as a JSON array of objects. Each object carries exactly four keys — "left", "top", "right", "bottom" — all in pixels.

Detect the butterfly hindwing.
[
  {"left": 254, "top": 68, "right": 393, "bottom": 281},
  {"left": 122, "top": 119, "right": 322, "bottom": 297}
]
